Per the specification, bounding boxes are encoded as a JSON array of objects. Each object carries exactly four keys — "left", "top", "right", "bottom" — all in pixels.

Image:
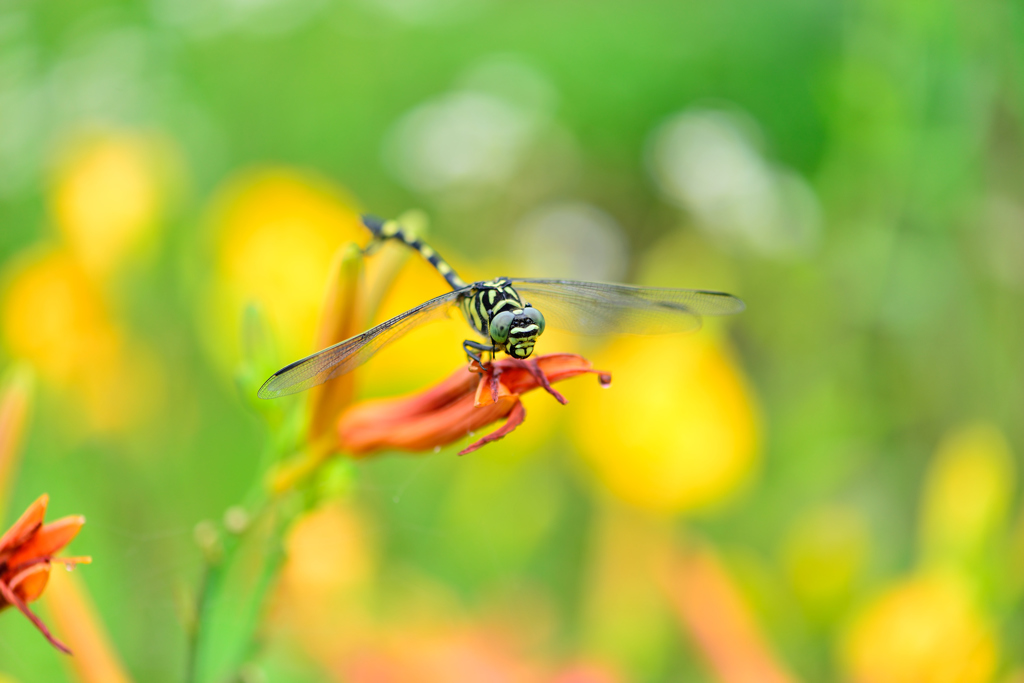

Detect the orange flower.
[
  {"left": 338, "top": 354, "right": 610, "bottom": 456},
  {"left": 663, "top": 545, "right": 799, "bottom": 683},
  {"left": 0, "top": 494, "right": 91, "bottom": 654}
]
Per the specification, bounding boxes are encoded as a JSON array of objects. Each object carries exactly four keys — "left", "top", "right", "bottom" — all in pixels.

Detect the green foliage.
[{"left": 0, "top": 0, "right": 1021, "bottom": 681}]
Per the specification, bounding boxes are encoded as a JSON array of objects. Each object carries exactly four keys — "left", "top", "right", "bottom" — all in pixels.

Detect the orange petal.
[
  {"left": 459, "top": 400, "right": 526, "bottom": 455},
  {"left": 338, "top": 366, "right": 479, "bottom": 434},
  {"left": 8, "top": 515, "right": 85, "bottom": 568},
  {"left": 0, "top": 494, "right": 48, "bottom": 556},
  {"left": 473, "top": 372, "right": 514, "bottom": 407},
  {"left": 342, "top": 393, "right": 519, "bottom": 455},
  {"left": 9, "top": 561, "right": 51, "bottom": 602}
]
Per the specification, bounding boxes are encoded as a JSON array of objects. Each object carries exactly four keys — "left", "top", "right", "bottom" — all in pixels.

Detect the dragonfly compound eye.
[
  {"left": 522, "top": 307, "right": 545, "bottom": 334},
  {"left": 489, "top": 311, "right": 515, "bottom": 343}
]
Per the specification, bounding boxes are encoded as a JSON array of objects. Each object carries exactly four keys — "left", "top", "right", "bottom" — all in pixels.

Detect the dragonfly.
[{"left": 257, "top": 215, "right": 745, "bottom": 399}]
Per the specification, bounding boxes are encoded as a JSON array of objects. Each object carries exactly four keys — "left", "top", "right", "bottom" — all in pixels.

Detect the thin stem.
[
  {"left": 184, "top": 562, "right": 211, "bottom": 683},
  {"left": 232, "top": 507, "right": 291, "bottom": 668},
  {"left": 185, "top": 494, "right": 297, "bottom": 683}
]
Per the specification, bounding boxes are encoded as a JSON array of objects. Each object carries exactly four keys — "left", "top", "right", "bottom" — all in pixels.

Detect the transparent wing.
[
  {"left": 511, "top": 278, "right": 745, "bottom": 336},
  {"left": 258, "top": 289, "right": 466, "bottom": 399}
]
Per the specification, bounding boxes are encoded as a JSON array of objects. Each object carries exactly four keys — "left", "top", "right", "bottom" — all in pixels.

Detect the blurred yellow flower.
[
  {"left": 920, "top": 423, "right": 1014, "bottom": 563},
  {"left": 571, "top": 334, "right": 758, "bottom": 514},
  {"left": 208, "top": 169, "right": 363, "bottom": 365},
  {"left": 3, "top": 250, "right": 113, "bottom": 385},
  {"left": 841, "top": 572, "right": 997, "bottom": 683},
  {"left": 782, "top": 505, "right": 869, "bottom": 621},
  {"left": 52, "top": 131, "right": 168, "bottom": 278},
  {"left": 1, "top": 250, "right": 159, "bottom": 433}
]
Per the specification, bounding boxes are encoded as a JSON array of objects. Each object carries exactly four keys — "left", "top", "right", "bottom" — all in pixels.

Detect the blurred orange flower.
[
  {"left": 0, "top": 494, "right": 91, "bottom": 654},
  {"left": 551, "top": 663, "right": 624, "bottom": 683},
  {"left": 335, "top": 627, "right": 547, "bottom": 683},
  {"left": 329, "top": 622, "right": 625, "bottom": 683},
  {"left": 664, "top": 545, "right": 799, "bottom": 683},
  {"left": 273, "top": 500, "right": 375, "bottom": 648},
  {"left": 338, "top": 354, "right": 610, "bottom": 456}
]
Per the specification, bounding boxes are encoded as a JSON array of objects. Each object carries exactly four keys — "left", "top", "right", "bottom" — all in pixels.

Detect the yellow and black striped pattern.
[
  {"left": 459, "top": 279, "right": 539, "bottom": 359},
  {"left": 362, "top": 216, "right": 543, "bottom": 360},
  {"left": 365, "top": 216, "right": 468, "bottom": 290},
  {"left": 506, "top": 315, "right": 541, "bottom": 358},
  {"left": 460, "top": 278, "right": 523, "bottom": 336}
]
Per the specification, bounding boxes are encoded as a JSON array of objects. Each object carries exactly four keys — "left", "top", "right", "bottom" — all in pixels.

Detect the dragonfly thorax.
[{"left": 461, "top": 278, "right": 546, "bottom": 359}]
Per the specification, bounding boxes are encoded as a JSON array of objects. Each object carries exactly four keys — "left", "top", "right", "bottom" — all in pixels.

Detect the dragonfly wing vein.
[
  {"left": 257, "top": 289, "right": 465, "bottom": 399},
  {"left": 511, "top": 278, "right": 744, "bottom": 336}
]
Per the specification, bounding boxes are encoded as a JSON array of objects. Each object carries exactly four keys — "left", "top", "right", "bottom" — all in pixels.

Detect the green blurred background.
[{"left": 1, "top": 0, "right": 1022, "bottom": 681}]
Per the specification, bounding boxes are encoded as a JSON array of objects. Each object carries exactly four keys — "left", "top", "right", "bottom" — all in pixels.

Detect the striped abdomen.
[
  {"left": 362, "top": 216, "right": 543, "bottom": 359},
  {"left": 362, "top": 215, "right": 468, "bottom": 290}
]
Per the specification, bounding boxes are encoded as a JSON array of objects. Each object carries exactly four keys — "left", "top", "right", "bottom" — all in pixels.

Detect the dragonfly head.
[{"left": 489, "top": 307, "right": 546, "bottom": 359}]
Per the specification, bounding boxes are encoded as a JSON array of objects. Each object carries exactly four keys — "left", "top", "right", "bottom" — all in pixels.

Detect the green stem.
[
  {"left": 186, "top": 494, "right": 288, "bottom": 683},
  {"left": 185, "top": 562, "right": 213, "bottom": 683}
]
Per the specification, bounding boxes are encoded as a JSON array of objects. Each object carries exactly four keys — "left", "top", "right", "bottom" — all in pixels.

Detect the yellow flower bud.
[
  {"left": 920, "top": 423, "right": 1014, "bottom": 563},
  {"left": 842, "top": 572, "right": 997, "bottom": 683}
]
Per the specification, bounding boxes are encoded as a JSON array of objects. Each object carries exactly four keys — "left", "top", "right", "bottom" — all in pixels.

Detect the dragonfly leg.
[{"left": 463, "top": 340, "right": 493, "bottom": 368}]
